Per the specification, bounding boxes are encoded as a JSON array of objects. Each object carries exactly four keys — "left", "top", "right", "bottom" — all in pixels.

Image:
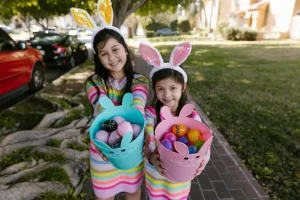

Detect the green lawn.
[{"left": 157, "top": 41, "right": 300, "bottom": 200}]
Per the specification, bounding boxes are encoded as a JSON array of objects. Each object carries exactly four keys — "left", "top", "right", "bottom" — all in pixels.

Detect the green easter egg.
[{"left": 195, "top": 140, "right": 205, "bottom": 150}]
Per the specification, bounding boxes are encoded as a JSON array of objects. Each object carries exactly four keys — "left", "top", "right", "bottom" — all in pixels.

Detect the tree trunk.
[{"left": 112, "top": 0, "right": 148, "bottom": 28}]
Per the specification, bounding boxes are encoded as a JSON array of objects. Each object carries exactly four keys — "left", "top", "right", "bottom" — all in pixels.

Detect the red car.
[{"left": 0, "top": 28, "right": 45, "bottom": 103}]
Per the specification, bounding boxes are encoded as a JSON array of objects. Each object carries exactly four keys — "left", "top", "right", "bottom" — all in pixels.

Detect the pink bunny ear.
[
  {"left": 139, "top": 43, "right": 163, "bottom": 67},
  {"left": 179, "top": 104, "right": 194, "bottom": 117},
  {"left": 160, "top": 106, "right": 173, "bottom": 119},
  {"left": 174, "top": 141, "right": 189, "bottom": 156},
  {"left": 170, "top": 42, "right": 192, "bottom": 66}
]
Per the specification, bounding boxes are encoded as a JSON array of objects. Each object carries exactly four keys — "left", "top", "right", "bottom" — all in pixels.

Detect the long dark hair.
[
  {"left": 83, "top": 29, "right": 135, "bottom": 127},
  {"left": 150, "top": 68, "right": 188, "bottom": 127},
  {"left": 86, "top": 28, "right": 135, "bottom": 105}
]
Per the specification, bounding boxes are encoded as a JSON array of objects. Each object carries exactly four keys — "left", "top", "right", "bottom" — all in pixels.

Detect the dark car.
[
  {"left": 27, "top": 33, "right": 88, "bottom": 69},
  {"left": 0, "top": 28, "right": 45, "bottom": 104},
  {"left": 155, "top": 28, "right": 179, "bottom": 36}
]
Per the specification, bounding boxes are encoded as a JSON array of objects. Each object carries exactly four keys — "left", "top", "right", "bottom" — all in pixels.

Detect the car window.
[
  {"left": 0, "top": 31, "right": 16, "bottom": 52},
  {"left": 30, "top": 34, "right": 65, "bottom": 43}
]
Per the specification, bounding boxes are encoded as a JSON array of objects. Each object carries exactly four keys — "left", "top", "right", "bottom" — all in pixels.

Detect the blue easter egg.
[
  {"left": 177, "top": 136, "right": 189, "bottom": 145},
  {"left": 161, "top": 139, "right": 173, "bottom": 151},
  {"left": 188, "top": 145, "right": 198, "bottom": 154}
]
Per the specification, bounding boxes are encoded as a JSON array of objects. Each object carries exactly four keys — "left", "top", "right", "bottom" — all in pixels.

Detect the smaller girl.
[{"left": 139, "top": 42, "right": 211, "bottom": 200}]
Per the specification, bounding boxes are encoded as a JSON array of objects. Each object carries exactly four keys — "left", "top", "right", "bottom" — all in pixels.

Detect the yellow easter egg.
[{"left": 188, "top": 129, "right": 201, "bottom": 145}]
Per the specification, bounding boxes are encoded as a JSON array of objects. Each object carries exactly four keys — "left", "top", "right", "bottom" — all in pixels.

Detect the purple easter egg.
[
  {"left": 108, "top": 130, "right": 121, "bottom": 146},
  {"left": 95, "top": 130, "right": 109, "bottom": 144},
  {"left": 177, "top": 136, "right": 189, "bottom": 145},
  {"left": 113, "top": 116, "right": 125, "bottom": 125},
  {"left": 132, "top": 124, "right": 142, "bottom": 138},
  {"left": 164, "top": 132, "right": 176, "bottom": 143},
  {"left": 188, "top": 145, "right": 198, "bottom": 154},
  {"left": 117, "top": 121, "right": 133, "bottom": 137},
  {"left": 161, "top": 139, "right": 173, "bottom": 151}
]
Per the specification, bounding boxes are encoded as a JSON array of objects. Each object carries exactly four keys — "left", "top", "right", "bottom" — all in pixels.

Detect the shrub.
[
  {"left": 145, "top": 21, "right": 168, "bottom": 32},
  {"left": 170, "top": 20, "right": 178, "bottom": 31},
  {"left": 145, "top": 31, "right": 155, "bottom": 38},
  {"left": 178, "top": 20, "right": 191, "bottom": 33},
  {"left": 223, "top": 26, "right": 257, "bottom": 41}
]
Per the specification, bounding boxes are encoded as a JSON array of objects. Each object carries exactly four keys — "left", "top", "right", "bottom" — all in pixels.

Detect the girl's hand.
[
  {"left": 95, "top": 146, "right": 109, "bottom": 162},
  {"left": 149, "top": 149, "right": 166, "bottom": 176},
  {"left": 195, "top": 150, "right": 211, "bottom": 176},
  {"left": 142, "top": 133, "right": 151, "bottom": 157}
]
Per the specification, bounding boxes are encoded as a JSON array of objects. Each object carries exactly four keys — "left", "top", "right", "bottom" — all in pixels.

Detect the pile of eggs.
[
  {"left": 95, "top": 116, "right": 141, "bottom": 148},
  {"left": 160, "top": 124, "right": 205, "bottom": 154}
]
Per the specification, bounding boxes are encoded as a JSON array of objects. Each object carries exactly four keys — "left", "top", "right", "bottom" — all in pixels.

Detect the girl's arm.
[
  {"left": 191, "top": 109, "right": 211, "bottom": 175},
  {"left": 85, "top": 75, "right": 107, "bottom": 115},
  {"left": 145, "top": 106, "right": 156, "bottom": 161},
  {"left": 131, "top": 74, "right": 149, "bottom": 116}
]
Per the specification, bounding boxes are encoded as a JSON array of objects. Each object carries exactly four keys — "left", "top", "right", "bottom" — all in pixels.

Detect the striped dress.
[
  {"left": 86, "top": 73, "right": 149, "bottom": 198},
  {"left": 145, "top": 106, "right": 208, "bottom": 200}
]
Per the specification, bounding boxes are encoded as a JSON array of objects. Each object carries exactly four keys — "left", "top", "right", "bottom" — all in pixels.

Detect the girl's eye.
[
  {"left": 171, "top": 87, "right": 177, "bottom": 91},
  {"left": 100, "top": 53, "right": 107, "bottom": 57},
  {"left": 113, "top": 49, "right": 119, "bottom": 52}
]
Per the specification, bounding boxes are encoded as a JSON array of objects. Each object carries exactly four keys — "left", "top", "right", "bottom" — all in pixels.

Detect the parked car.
[
  {"left": 155, "top": 28, "right": 179, "bottom": 36},
  {"left": 0, "top": 28, "right": 45, "bottom": 102},
  {"left": 27, "top": 33, "right": 88, "bottom": 69}
]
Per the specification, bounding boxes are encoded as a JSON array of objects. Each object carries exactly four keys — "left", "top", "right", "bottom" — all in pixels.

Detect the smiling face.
[
  {"left": 155, "top": 78, "right": 186, "bottom": 114},
  {"left": 97, "top": 37, "right": 127, "bottom": 78}
]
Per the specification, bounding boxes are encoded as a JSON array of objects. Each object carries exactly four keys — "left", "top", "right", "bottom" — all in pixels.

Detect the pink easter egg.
[
  {"left": 164, "top": 132, "right": 176, "bottom": 143},
  {"left": 113, "top": 116, "right": 125, "bottom": 125},
  {"left": 95, "top": 130, "right": 109, "bottom": 144},
  {"left": 117, "top": 121, "right": 133, "bottom": 137},
  {"left": 108, "top": 130, "right": 121, "bottom": 146},
  {"left": 132, "top": 124, "right": 142, "bottom": 138}
]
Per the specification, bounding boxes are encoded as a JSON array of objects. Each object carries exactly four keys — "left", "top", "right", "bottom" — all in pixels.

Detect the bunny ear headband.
[
  {"left": 70, "top": 0, "right": 125, "bottom": 53},
  {"left": 139, "top": 42, "right": 192, "bottom": 83}
]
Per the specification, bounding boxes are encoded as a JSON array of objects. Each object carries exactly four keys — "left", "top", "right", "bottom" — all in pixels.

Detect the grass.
[
  {"left": 0, "top": 146, "right": 66, "bottom": 171},
  {"left": 156, "top": 41, "right": 300, "bottom": 200}
]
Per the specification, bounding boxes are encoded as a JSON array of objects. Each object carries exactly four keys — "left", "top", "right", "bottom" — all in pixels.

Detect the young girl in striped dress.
[
  {"left": 71, "top": 1, "right": 149, "bottom": 199},
  {"left": 139, "top": 42, "right": 210, "bottom": 200}
]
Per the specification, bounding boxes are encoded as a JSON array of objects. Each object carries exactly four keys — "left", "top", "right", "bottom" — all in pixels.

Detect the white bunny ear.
[
  {"left": 139, "top": 43, "right": 163, "bottom": 68},
  {"left": 70, "top": 8, "right": 97, "bottom": 31},
  {"left": 97, "top": 0, "right": 114, "bottom": 26},
  {"left": 170, "top": 42, "right": 192, "bottom": 66}
]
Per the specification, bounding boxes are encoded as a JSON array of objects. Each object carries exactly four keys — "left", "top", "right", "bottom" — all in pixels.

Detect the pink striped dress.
[
  {"left": 86, "top": 74, "right": 149, "bottom": 198},
  {"left": 145, "top": 106, "right": 210, "bottom": 200}
]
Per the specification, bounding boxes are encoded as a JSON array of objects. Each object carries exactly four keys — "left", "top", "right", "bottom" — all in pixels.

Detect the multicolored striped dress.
[
  {"left": 86, "top": 73, "right": 149, "bottom": 198},
  {"left": 145, "top": 106, "right": 207, "bottom": 200}
]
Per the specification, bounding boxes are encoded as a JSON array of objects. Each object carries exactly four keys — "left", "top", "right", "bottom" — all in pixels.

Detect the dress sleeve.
[
  {"left": 85, "top": 75, "right": 108, "bottom": 116},
  {"left": 190, "top": 109, "right": 202, "bottom": 122},
  {"left": 131, "top": 74, "right": 149, "bottom": 116},
  {"left": 145, "top": 106, "right": 157, "bottom": 156}
]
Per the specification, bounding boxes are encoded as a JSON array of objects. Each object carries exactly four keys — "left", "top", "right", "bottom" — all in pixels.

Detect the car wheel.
[
  {"left": 67, "top": 56, "right": 75, "bottom": 70},
  {"left": 30, "top": 63, "right": 44, "bottom": 91}
]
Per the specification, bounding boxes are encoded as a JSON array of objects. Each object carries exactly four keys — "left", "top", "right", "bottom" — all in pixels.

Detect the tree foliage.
[{"left": 137, "top": 0, "right": 192, "bottom": 16}]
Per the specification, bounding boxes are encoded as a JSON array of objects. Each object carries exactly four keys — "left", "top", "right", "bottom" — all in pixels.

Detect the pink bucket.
[{"left": 154, "top": 104, "right": 213, "bottom": 183}]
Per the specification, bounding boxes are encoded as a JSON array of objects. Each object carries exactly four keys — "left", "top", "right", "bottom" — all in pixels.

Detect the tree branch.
[{"left": 127, "top": 0, "right": 148, "bottom": 16}]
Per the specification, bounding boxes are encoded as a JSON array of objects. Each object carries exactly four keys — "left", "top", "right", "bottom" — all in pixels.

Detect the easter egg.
[
  {"left": 113, "top": 116, "right": 125, "bottom": 125},
  {"left": 117, "top": 121, "right": 133, "bottom": 137},
  {"left": 188, "top": 129, "right": 201, "bottom": 145},
  {"left": 95, "top": 130, "right": 109, "bottom": 144},
  {"left": 172, "top": 124, "right": 188, "bottom": 137},
  {"left": 164, "top": 132, "right": 176, "bottom": 143},
  {"left": 161, "top": 139, "right": 173, "bottom": 151},
  {"left": 177, "top": 136, "right": 189, "bottom": 145},
  {"left": 132, "top": 124, "right": 142, "bottom": 138},
  {"left": 108, "top": 130, "right": 121, "bottom": 146},
  {"left": 195, "top": 140, "right": 205, "bottom": 150},
  {"left": 101, "top": 120, "right": 118, "bottom": 132},
  {"left": 188, "top": 145, "right": 198, "bottom": 154}
]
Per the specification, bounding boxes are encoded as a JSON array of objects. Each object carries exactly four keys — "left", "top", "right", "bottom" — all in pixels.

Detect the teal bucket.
[{"left": 89, "top": 93, "right": 145, "bottom": 170}]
